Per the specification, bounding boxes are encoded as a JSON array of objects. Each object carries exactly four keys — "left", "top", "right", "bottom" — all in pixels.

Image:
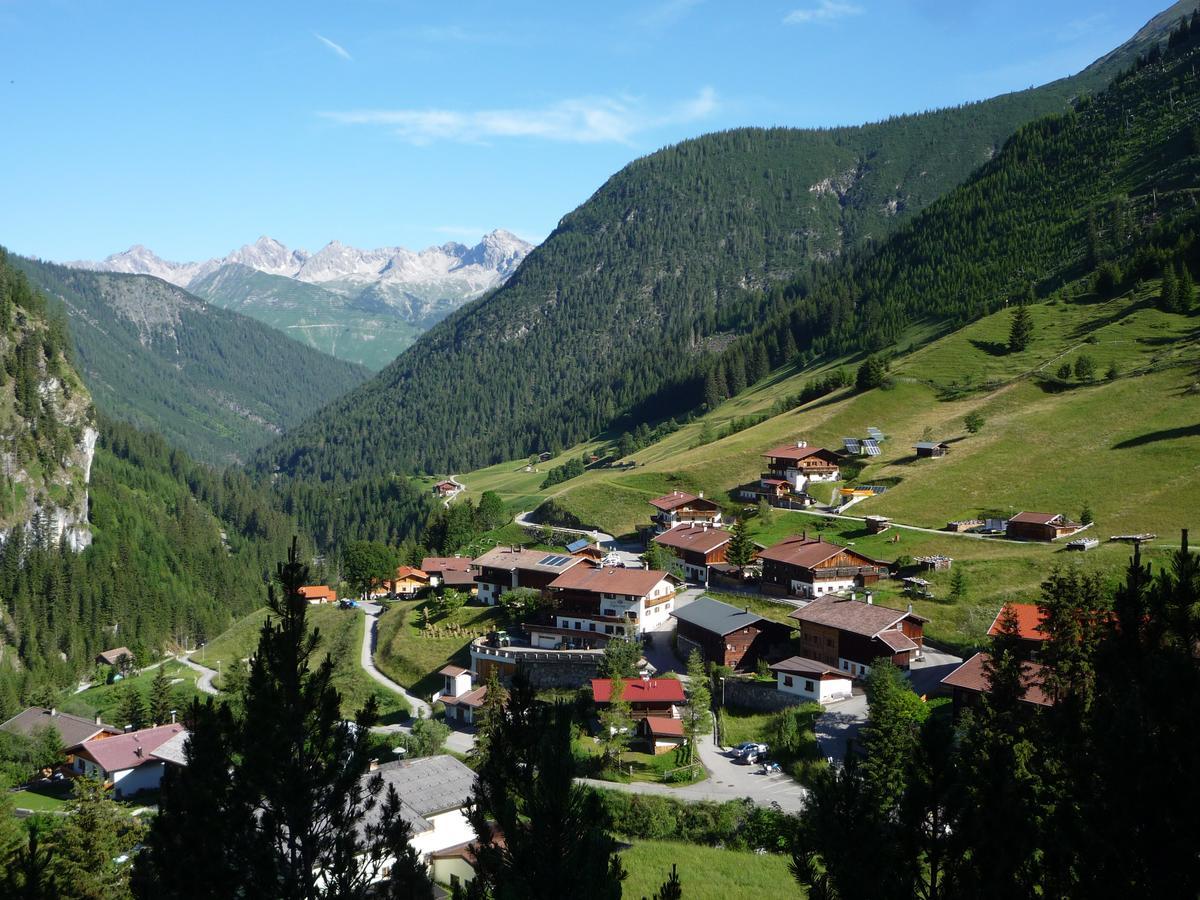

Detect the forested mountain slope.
[
  {"left": 258, "top": 4, "right": 1191, "bottom": 480},
  {"left": 12, "top": 257, "right": 371, "bottom": 466}
]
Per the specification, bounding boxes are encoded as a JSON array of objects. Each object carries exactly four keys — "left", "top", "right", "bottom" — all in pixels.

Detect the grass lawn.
[
  {"left": 60, "top": 660, "right": 203, "bottom": 724},
  {"left": 620, "top": 839, "right": 800, "bottom": 900},
  {"left": 574, "top": 735, "right": 702, "bottom": 786},
  {"left": 720, "top": 702, "right": 825, "bottom": 786},
  {"left": 194, "top": 605, "right": 409, "bottom": 721},
  {"left": 8, "top": 787, "right": 69, "bottom": 812},
  {"left": 375, "top": 599, "right": 505, "bottom": 700}
]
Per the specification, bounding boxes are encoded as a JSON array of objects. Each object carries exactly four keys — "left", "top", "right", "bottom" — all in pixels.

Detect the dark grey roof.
[
  {"left": 0, "top": 707, "right": 118, "bottom": 746},
  {"left": 670, "top": 596, "right": 773, "bottom": 636},
  {"left": 360, "top": 754, "right": 476, "bottom": 835}
]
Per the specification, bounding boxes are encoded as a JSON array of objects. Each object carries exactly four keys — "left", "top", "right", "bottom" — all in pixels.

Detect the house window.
[
  {"left": 805, "top": 680, "right": 815, "bottom": 693},
  {"left": 589, "top": 623, "right": 596, "bottom": 631},
  {"left": 605, "top": 625, "right": 614, "bottom": 634},
  {"left": 841, "top": 661, "right": 849, "bottom": 671},
  {"left": 783, "top": 675, "right": 794, "bottom": 687}
]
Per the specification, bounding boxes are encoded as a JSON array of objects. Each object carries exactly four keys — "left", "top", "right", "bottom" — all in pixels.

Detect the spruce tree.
[
  {"left": 117, "top": 685, "right": 146, "bottom": 731},
  {"left": 725, "top": 519, "right": 756, "bottom": 572},
  {"left": 52, "top": 776, "right": 146, "bottom": 900},
  {"left": 1008, "top": 303, "right": 1033, "bottom": 352},
  {"left": 1178, "top": 263, "right": 1195, "bottom": 312},
  {"left": 681, "top": 650, "right": 712, "bottom": 763},
  {"left": 1159, "top": 264, "right": 1179, "bottom": 312},
  {"left": 148, "top": 664, "right": 173, "bottom": 726}
]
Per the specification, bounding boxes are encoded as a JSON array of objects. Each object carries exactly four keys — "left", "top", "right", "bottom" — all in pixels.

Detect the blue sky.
[{"left": 0, "top": 0, "right": 1172, "bottom": 261}]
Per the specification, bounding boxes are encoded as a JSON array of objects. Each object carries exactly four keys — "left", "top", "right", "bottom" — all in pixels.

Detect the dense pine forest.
[{"left": 255, "top": 7, "right": 1190, "bottom": 483}]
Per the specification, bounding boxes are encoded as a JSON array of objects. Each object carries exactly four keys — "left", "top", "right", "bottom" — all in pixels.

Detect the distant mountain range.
[
  {"left": 14, "top": 256, "right": 371, "bottom": 466},
  {"left": 67, "top": 230, "right": 534, "bottom": 370}
]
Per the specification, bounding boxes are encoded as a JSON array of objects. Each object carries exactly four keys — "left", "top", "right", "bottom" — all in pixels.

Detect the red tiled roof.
[
  {"left": 439, "top": 665, "right": 469, "bottom": 677},
  {"left": 987, "top": 603, "right": 1049, "bottom": 642},
  {"left": 549, "top": 566, "right": 675, "bottom": 598},
  {"left": 940, "top": 652, "right": 1053, "bottom": 707},
  {"left": 73, "top": 724, "right": 186, "bottom": 773},
  {"left": 651, "top": 524, "right": 732, "bottom": 554},
  {"left": 591, "top": 678, "right": 686, "bottom": 704},
  {"left": 1008, "top": 511, "right": 1062, "bottom": 525},
  {"left": 641, "top": 717, "right": 685, "bottom": 737},
  {"left": 299, "top": 585, "right": 337, "bottom": 602},
  {"left": 443, "top": 686, "right": 489, "bottom": 708}
]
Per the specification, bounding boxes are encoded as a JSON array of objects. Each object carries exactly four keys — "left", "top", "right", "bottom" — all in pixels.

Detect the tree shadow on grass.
[
  {"left": 969, "top": 339, "right": 1011, "bottom": 357},
  {"left": 1112, "top": 424, "right": 1200, "bottom": 449}
]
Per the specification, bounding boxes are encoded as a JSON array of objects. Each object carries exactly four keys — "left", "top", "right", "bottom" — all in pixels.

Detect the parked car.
[
  {"left": 728, "top": 741, "right": 759, "bottom": 758},
  {"left": 338, "top": 599, "right": 358, "bottom": 609}
]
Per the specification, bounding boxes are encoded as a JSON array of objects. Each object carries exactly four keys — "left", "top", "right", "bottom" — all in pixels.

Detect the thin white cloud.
[
  {"left": 321, "top": 87, "right": 719, "bottom": 146},
  {"left": 313, "top": 32, "right": 352, "bottom": 60},
  {"left": 784, "top": 1, "right": 863, "bottom": 25}
]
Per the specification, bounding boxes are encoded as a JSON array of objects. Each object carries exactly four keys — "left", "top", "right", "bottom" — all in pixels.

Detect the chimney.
[
  {"left": 802, "top": 529, "right": 807, "bottom": 541},
  {"left": 745, "top": 606, "right": 751, "bottom": 614},
  {"left": 95, "top": 714, "right": 103, "bottom": 726},
  {"left": 866, "top": 593, "right": 874, "bottom": 605},
  {"left": 135, "top": 746, "right": 144, "bottom": 758},
  {"left": 698, "top": 491, "right": 704, "bottom": 499},
  {"left": 49, "top": 708, "right": 56, "bottom": 717},
  {"left": 124, "top": 724, "right": 133, "bottom": 733},
  {"left": 907, "top": 603, "right": 913, "bottom": 615},
  {"left": 170, "top": 710, "right": 177, "bottom": 724},
  {"left": 369, "top": 758, "right": 380, "bottom": 772}
]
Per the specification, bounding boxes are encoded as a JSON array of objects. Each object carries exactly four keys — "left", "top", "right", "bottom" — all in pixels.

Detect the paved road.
[
  {"left": 513, "top": 510, "right": 615, "bottom": 546},
  {"left": 177, "top": 654, "right": 220, "bottom": 696},
  {"left": 814, "top": 648, "right": 963, "bottom": 762},
  {"left": 359, "top": 603, "right": 432, "bottom": 718},
  {"left": 579, "top": 722, "right": 808, "bottom": 813},
  {"left": 442, "top": 475, "right": 465, "bottom": 508}
]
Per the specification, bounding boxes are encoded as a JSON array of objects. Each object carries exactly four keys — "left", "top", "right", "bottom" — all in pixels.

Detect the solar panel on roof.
[
  {"left": 538, "top": 554, "right": 570, "bottom": 566},
  {"left": 843, "top": 438, "right": 861, "bottom": 454},
  {"left": 863, "top": 439, "right": 881, "bottom": 456}
]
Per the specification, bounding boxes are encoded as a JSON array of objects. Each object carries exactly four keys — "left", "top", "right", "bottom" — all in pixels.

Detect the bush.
[{"left": 596, "top": 792, "right": 797, "bottom": 852}]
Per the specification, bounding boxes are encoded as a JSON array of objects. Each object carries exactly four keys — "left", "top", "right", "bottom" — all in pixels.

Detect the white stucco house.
[
  {"left": 770, "top": 656, "right": 853, "bottom": 704},
  {"left": 69, "top": 723, "right": 187, "bottom": 797}
]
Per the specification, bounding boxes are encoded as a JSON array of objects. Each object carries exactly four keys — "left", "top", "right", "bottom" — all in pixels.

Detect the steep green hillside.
[
  {"left": 258, "top": 5, "right": 1190, "bottom": 482},
  {"left": 189, "top": 264, "right": 421, "bottom": 371},
  {"left": 14, "top": 258, "right": 371, "bottom": 465}
]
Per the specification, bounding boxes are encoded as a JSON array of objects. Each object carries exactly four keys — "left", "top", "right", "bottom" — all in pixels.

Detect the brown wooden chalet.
[
  {"left": 788, "top": 594, "right": 927, "bottom": 676},
  {"left": 647, "top": 491, "right": 723, "bottom": 532},
  {"left": 763, "top": 441, "right": 842, "bottom": 486},
  {"left": 987, "top": 603, "right": 1049, "bottom": 658},
  {"left": 758, "top": 533, "right": 888, "bottom": 599},
  {"left": 670, "top": 596, "right": 794, "bottom": 671},
  {"left": 1005, "top": 512, "right": 1081, "bottom": 542},
  {"left": 940, "top": 652, "right": 1053, "bottom": 717},
  {"left": 536, "top": 566, "right": 679, "bottom": 643},
  {"left": 650, "top": 523, "right": 732, "bottom": 585},
  {"left": 471, "top": 546, "right": 590, "bottom": 605}
]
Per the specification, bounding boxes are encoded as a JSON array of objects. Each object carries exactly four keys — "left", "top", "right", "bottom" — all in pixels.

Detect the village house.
[
  {"left": 95, "top": 647, "right": 134, "bottom": 671},
  {"left": 987, "top": 602, "right": 1050, "bottom": 658},
  {"left": 358, "top": 755, "right": 477, "bottom": 886},
  {"left": 432, "top": 480, "right": 459, "bottom": 498},
  {"left": 526, "top": 566, "right": 680, "bottom": 648},
  {"left": 650, "top": 523, "right": 732, "bottom": 585},
  {"left": 299, "top": 585, "right": 338, "bottom": 604},
  {"left": 434, "top": 666, "right": 490, "bottom": 727},
  {"left": 763, "top": 441, "right": 842, "bottom": 488},
  {"left": 68, "top": 723, "right": 187, "bottom": 798},
  {"left": 1005, "top": 511, "right": 1082, "bottom": 542},
  {"left": 770, "top": 656, "right": 854, "bottom": 704},
  {"left": 421, "top": 556, "right": 478, "bottom": 593},
  {"left": 940, "top": 652, "right": 1053, "bottom": 716},
  {"left": 591, "top": 676, "right": 686, "bottom": 719},
  {"left": 636, "top": 716, "right": 688, "bottom": 755},
  {"left": 0, "top": 708, "right": 121, "bottom": 762},
  {"left": 788, "top": 593, "right": 927, "bottom": 676},
  {"left": 758, "top": 533, "right": 888, "bottom": 599},
  {"left": 670, "top": 596, "right": 794, "bottom": 671},
  {"left": 383, "top": 565, "right": 431, "bottom": 598},
  {"left": 471, "top": 545, "right": 590, "bottom": 605},
  {"left": 913, "top": 441, "right": 951, "bottom": 459},
  {"left": 647, "top": 491, "right": 723, "bottom": 533}
]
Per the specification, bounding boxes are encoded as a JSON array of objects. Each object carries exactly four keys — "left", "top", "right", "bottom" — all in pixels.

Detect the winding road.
[
  {"left": 513, "top": 509, "right": 614, "bottom": 546},
  {"left": 177, "top": 653, "right": 220, "bottom": 696},
  {"left": 359, "top": 603, "right": 432, "bottom": 719}
]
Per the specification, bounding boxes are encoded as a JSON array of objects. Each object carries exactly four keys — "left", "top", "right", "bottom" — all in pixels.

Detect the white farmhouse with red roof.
[{"left": 68, "top": 723, "right": 187, "bottom": 797}]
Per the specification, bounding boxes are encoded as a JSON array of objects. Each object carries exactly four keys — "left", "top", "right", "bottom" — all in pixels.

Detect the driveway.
[
  {"left": 359, "top": 603, "right": 432, "bottom": 718},
  {"left": 177, "top": 654, "right": 219, "bottom": 696},
  {"left": 813, "top": 647, "right": 962, "bottom": 762},
  {"left": 579, "top": 722, "right": 807, "bottom": 813}
]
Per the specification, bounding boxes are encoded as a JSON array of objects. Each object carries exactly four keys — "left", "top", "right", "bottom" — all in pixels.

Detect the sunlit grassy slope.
[{"left": 458, "top": 283, "right": 1199, "bottom": 649}]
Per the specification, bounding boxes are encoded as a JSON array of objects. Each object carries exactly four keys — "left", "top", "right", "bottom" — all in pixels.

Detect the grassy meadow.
[{"left": 619, "top": 839, "right": 799, "bottom": 900}]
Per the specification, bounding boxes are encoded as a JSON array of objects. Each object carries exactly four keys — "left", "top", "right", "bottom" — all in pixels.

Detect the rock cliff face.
[{"left": 0, "top": 255, "right": 98, "bottom": 551}]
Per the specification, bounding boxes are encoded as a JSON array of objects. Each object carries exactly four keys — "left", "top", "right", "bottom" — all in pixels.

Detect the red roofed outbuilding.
[{"left": 591, "top": 677, "right": 686, "bottom": 718}]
